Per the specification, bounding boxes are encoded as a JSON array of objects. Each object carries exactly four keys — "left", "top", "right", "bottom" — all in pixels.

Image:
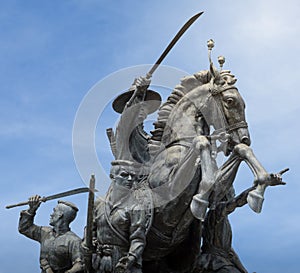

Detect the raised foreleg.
[
  {"left": 232, "top": 143, "right": 288, "bottom": 213},
  {"left": 191, "top": 142, "right": 287, "bottom": 219},
  {"left": 190, "top": 136, "right": 219, "bottom": 220}
]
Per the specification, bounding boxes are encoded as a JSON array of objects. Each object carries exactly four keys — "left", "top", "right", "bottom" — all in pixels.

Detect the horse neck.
[
  {"left": 148, "top": 75, "right": 212, "bottom": 157},
  {"left": 161, "top": 93, "right": 208, "bottom": 146},
  {"left": 162, "top": 86, "right": 209, "bottom": 142}
]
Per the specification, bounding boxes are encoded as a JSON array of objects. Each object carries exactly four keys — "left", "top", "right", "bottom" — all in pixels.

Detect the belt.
[{"left": 96, "top": 243, "right": 127, "bottom": 256}]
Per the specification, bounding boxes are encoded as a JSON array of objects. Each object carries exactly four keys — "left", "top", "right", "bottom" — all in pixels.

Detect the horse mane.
[{"left": 148, "top": 70, "right": 211, "bottom": 156}]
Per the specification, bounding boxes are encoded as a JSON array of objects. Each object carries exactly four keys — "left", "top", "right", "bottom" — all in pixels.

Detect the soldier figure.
[
  {"left": 197, "top": 187, "right": 251, "bottom": 273},
  {"left": 197, "top": 173, "right": 286, "bottom": 273},
  {"left": 88, "top": 76, "right": 157, "bottom": 273},
  {"left": 18, "top": 195, "right": 84, "bottom": 273},
  {"left": 92, "top": 161, "right": 148, "bottom": 273}
]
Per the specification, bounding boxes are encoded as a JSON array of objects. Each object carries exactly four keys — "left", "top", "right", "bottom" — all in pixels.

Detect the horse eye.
[{"left": 226, "top": 98, "right": 234, "bottom": 105}]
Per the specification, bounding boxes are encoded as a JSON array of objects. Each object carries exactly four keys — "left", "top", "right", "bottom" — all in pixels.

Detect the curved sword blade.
[
  {"left": 6, "top": 187, "right": 91, "bottom": 209},
  {"left": 147, "top": 12, "right": 204, "bottom": 78}
]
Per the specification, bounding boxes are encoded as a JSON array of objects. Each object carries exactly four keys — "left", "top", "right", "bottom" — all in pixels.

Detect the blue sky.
[{"left": 1, "top": 0, "right": 299, "bottom": 272}]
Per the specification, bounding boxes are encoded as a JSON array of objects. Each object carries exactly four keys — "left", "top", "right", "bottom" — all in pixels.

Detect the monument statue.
[
  {"left": 93, "top": 37, "right": 287, "bottom": 272},
  {"left": 18, "top": 195, "right": 84, "bottom": 273},
  {"left": 7, "top": 12, "right": 288, "bottom": 273}
]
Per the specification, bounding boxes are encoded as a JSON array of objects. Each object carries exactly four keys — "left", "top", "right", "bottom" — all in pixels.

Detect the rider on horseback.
[{"left": 92, "top": 77, "right": 158, "bottom": 273}]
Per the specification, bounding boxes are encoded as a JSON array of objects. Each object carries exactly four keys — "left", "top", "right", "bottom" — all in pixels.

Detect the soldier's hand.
[
  {"left": 127, "top": 76, "right": 151, "bottom": 107},
  {"left": 28, "top": 195, "right": 41, "bottom": 214},
  {"left": 135, "top": 76, "right": 151, "bottom": 88},
  {"left": 92, "top": 237, "right": 98, "bottom": 247},
  {"left": 80, "top": 241, "right": 90, "bottom": 253},
  {"left": 267, "top": 168, "right": 289, "bottom": 186},
  {"left": 115, "top": 255, "right": 135, "bottom": 273},
  {"left": 133, "top": 76, "right": 151, "bottom": 100}
]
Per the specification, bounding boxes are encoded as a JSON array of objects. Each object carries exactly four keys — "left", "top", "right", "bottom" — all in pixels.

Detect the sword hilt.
[{"left": 5, "top": 197, "right": 46, "bottom": 209}]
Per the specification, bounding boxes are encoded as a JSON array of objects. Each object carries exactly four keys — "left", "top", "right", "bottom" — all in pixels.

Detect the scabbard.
[{"left": 85, "top": 175, "right": 96, "bottom": 273}]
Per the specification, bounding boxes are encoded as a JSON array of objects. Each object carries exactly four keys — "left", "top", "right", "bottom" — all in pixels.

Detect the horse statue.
[{"left": 109, "top": 40, "right": 286, "bottom": 273}]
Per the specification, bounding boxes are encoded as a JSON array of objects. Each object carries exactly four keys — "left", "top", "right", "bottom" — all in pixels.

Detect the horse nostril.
[{"left": 241, "top": 136, "right": 251, "bottom": 146}]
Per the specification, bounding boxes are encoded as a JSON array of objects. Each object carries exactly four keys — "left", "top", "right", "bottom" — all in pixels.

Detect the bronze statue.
[
  {"left": 129, "top": 41, "right": 286, "bottom": 272},
  {"left": 18, "top": 195, "right": 84, "bottom": 273},
  {"left": 9, "top": 12, "right": 289, "bottom": 273}
]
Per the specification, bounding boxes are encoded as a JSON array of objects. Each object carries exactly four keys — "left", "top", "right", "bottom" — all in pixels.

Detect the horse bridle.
[{"left": 208, "top": 83, "right": 248, "bottom": 141}]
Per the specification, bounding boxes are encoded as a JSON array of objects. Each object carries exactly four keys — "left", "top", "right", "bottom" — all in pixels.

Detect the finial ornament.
[
  {"left": 207, "top": 39, "right": 215, "bottom": 50},
  {"left": 207, "top": 39, "right": 215, "bottom": 67},
  {"left": 206, "top": 39, "right": 237, "bottom": 94},
  {"left": 218, "top": 56, "right": 225, "bottom": 70},
  {"left": 207, "top": 39, "right": 225, "bottom": 72}
]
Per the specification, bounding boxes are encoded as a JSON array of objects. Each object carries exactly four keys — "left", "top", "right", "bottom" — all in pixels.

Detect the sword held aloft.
[{"left": 5, "top": 187, "right": 92, "bottom": 209}]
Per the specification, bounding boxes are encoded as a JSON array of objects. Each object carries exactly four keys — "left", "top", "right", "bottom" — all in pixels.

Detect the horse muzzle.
[
  {"left": 223, "top": 126, "right": 251, "bottom": 156},
  {"left": 238, "top": 127, "right": 251, "bottom": 146},
  {"left": 230, "top": 126, "right": 251, "bottom": 147}
]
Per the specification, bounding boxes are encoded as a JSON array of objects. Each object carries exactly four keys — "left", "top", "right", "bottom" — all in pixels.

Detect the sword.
[
  {"left": 146, "top": 11, "right": 204, "bottom": 79},
  {"left": 116, "top": 12, "right": 204, "bottom": 110},
  {"left": 5, "top": 187, "right": 90, "bottom": 209}
]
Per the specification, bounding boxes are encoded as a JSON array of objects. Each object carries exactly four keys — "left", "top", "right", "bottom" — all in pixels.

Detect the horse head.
[
  {"left": 194, "top": 40, "right": 250, "bottom": 156},
  {"left": 201, "top": 68, "right": 250, "bottom": 156}
]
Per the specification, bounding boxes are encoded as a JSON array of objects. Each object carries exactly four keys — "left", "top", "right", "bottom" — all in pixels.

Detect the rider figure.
[{"left": 91, "top": 76, "right": 155, "bottom": 273}]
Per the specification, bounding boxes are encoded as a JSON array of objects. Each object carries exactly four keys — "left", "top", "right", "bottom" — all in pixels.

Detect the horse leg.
[
  {"left": 206, "top": 143, "right": 275, "bottom": 213},
  {"left": 190, "top": 140, "right": 272, "bottom": 218},
  {"left": 232, "top": 143, "right": 270, "bottom": 213},
  {"left": 190, "top": 136, "right": 218, "bottom": 220},
  {"left": 209, "top": 153, "right": 243, "bottom": 205}
]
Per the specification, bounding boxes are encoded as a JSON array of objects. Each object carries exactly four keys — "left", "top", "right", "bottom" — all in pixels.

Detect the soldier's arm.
[
  {"left": 116, "top": 205, "right": 147, "bottom": 271},
  {"left": 65, "top": 258, "right": 84, "bottom": 273},
  {"left": 114, "top": 77, "right": 151, "bottom": 159},
  {"left": 128, "top": 205, "right": 147, "bottom": 260},
  {"left": 125, "top": 76, "right": 151, "bottom": 109},
  {"left": 225, "top": 172, "right": 287, "bottom": 216},
  {"left": 18, "top": 195, "right": 42, "bottom": 242},
  {"left": 67, "top": 238, "right": 85, "bottom": 273},
  {"left": 225, "top": 186, "right": 256, "bottom": 215}
]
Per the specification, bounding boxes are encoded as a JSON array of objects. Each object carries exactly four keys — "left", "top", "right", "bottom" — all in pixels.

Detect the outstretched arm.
[
  {"left": 225, "top": 172, "right": 287, "bottom": 216},
  {"left": 125, "top": 76, "right": 151, "bottom": 110},
  {"left": 121, "top": 76, "right": 151, "bottom": 126},
  {"left": 18, "top": 195, "right": 42, "bottom": 242},
  {"left": 225, "top": 186, "right": 256, "bottom": 215},
  {"left": 114, "top": 76, "right": 151, "bottom": 160}
]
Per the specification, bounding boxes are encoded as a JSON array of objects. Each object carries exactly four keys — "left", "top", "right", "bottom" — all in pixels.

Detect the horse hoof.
[
  {"left": 247, "top": 189, "right": 264, "bottom": 213},
  {"left": 190, "top": 195, "right": 209, "bottom": 221}
]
